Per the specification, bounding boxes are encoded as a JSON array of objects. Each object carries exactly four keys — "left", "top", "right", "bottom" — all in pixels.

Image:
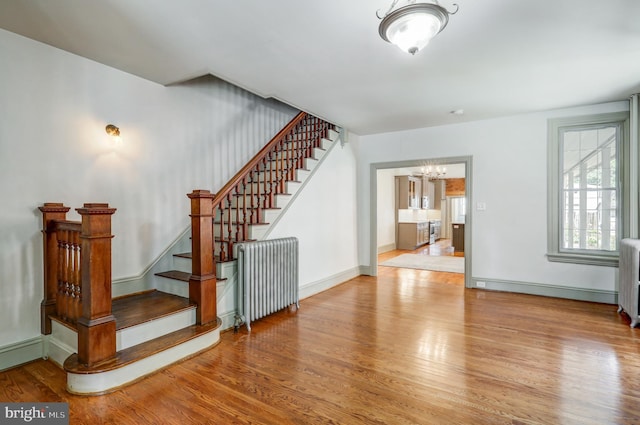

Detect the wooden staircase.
[
  {"left": 39, "top": 112, "right": 338, "bottom": 395},
  {"left": 154, "top": 112, "right": 338, "bottom": 299}
]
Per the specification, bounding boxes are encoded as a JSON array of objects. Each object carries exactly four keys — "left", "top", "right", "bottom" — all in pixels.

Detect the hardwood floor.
[
  {"left": 3, "top": 250, "right": 640, "bottom": 424},
  {"left": 378, "top": 238, "right": 465, "bottom": 263}
]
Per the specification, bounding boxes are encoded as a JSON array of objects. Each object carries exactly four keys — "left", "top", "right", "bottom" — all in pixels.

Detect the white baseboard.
[
  {"left": 300, "top": 266, "right": 362, "bottom": 300},
  {"left": 377, "top": 243, "right": 396, "bottom": 254},
  {"left": 0, "top": 337, "right": 43, "bottom": 371}
]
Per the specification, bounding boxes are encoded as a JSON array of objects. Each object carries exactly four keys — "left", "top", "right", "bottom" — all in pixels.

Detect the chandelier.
[
  {"left": 377, "top": 0, "right": 458, "bottom": 55},
  {"left": 418, "top": 165, "right": 447, "bottom": 179}
]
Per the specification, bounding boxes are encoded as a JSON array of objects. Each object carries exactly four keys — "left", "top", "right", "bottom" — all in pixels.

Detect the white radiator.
[
  {"left": 618, "top": 239, "right": 640, "bottom": 327},
  {"left": 235, "top": 237, "right": 299, "bottom": 331}
]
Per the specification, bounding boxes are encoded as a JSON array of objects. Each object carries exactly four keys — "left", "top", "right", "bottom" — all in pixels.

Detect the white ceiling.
[{"left": 1, "top": 0, "right": 639, "bottom": 135}]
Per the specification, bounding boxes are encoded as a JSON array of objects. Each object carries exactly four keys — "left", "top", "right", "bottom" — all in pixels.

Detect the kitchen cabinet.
[
  {"left": 397, "top": 222, "right": 429, "bottom": 250},
  {"left": 421, "top": 177, "right": 435, "bottom": 209},
  {"left": 432, "top": 179, "right": 445, "bottom": 210},
  {"left": 396, "top": 176, "right": 422, "bottom": 209}
]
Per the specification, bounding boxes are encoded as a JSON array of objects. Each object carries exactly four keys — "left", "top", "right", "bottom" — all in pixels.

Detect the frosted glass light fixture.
[{"left": 377, "top": 0, "right": 458, "bottom": 55}]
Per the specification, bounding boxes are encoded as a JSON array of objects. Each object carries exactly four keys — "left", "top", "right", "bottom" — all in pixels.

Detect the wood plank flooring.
[{"left": 3, "top": 245, "right": 640, "bottom": 424}]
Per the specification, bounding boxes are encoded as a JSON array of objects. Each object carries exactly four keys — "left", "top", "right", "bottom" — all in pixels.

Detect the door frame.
[{"left": 368, "top": 155, "right": 473, "bottom": 289}]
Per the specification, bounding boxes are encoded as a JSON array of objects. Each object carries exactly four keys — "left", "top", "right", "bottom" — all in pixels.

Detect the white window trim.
[{"left": 547, "top": 111, "right": 630, "bottom": 267}]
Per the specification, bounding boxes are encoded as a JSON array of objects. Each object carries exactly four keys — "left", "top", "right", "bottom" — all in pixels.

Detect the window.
[
  {"left": 450, "top": 196, "right": 466, "bottom": 224},
  {"left": 548, "top": 112, "right": 629, "bottom": 266}
]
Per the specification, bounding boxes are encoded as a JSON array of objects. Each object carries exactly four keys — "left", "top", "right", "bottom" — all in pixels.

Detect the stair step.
[
  {"left": 64, "top": 320, "right": 220, "bottom": 374},
  {"left": 64, "top": 319, "right": 222, "bottom": 394},
  {"left": 155, "top": 269, "right": 228, "bottom": 283},
  {"left": 155, "top": 270, "right": 190, "bottom": 282},
  {"left": 112, "top": 290, "right": 195, "bottom": 330}
]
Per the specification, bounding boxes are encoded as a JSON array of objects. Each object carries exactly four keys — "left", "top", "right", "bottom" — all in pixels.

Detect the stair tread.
[
  {"left": 63, "top": 318, "right": 221, "bottom": 375},
  {"left": 155, "top": 270, "right": 190, "bottom": 282},
  {"left": 174, "top": 252, "right": 237, "bottom": 264},
  {"left": 155, "top": 270, "right": 229, "bottom": 282},
  {"left": 112, "top": 290, "right": 195, "bottom": 330}
]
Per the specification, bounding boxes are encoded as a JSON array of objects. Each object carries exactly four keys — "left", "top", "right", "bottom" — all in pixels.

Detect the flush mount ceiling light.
[{"left": 377, "top": 0, "right": 458, "bottom": 55}]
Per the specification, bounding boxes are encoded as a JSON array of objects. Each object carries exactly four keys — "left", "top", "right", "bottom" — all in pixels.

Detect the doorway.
[{"left": 369, "top": 156, "right": 473, "bottom": 288}]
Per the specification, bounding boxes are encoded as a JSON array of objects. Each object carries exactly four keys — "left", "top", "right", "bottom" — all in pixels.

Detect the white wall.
[
  {"left": 0, "top": 29, "right": 299, "bottom": 347},
  {"left": 268, "top": 135, "right": 360, "bottom": 294},
  {"left": 358, "top": 101, "right": 630, "bottom": 296}
]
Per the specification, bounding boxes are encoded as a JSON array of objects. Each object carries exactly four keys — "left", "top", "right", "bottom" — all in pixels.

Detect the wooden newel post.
[
  {"left": 188, "top": 190, "right": 217, "bottom": 325},
  {"left": 76, "top": 203, "right": 117, "bottom": 366},
  {"left": 39, "top": 203, "right": 71, "bottom": 335}
]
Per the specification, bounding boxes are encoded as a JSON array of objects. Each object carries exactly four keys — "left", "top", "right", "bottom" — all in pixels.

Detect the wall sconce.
[{"left": 105, "top": 124, "right": 122, "bottom": 144}]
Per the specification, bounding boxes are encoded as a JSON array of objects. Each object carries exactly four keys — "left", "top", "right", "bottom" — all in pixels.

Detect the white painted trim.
[
  {"left": 46, "top": 335, "right": 76, "bottom": 368},
  {"left": 66, "top": 327, "right": 221, "bottom": 395},
  {"left": 0, "top": 337, "right": 43, "bottom": 371},
  {"left": 377, "top": 243, "right": 396, "bottom": 254},
  {"left": 368, "top": 156, "right": 474, "bottom": 290},
  {"left": 218, "top": 310, "right": 238, "bottom": 331},
  {"left": 300, "top": 266, "right": 361, "bottom": 300}
]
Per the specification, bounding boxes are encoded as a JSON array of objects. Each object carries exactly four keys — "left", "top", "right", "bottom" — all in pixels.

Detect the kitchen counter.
[{"left": 397, "top": 221, "right": 430, "bottom": 249}]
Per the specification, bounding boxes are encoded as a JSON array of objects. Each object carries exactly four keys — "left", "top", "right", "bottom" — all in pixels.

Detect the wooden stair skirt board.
[{"left": 64, "top": 319, "right": 221, "bottom": 395}]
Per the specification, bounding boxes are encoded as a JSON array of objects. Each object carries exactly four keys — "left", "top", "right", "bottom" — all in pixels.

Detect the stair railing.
[
  {"left": 187, "top": 112, "right": 333, "bottom": 326},
  {"left": 209, "top": 111, "right": 334, "bottom": 262},
  {"left": 40, "top": 202, "right": 117, "bottom": 367}
]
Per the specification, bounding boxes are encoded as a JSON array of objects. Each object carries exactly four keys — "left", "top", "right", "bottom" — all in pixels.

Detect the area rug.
[{"left": 380, "top": 254, "right": 464, "bottom": 273}]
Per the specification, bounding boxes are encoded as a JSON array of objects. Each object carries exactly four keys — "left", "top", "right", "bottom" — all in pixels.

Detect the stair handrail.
[
  {"left": 210, "top": 111, "right": 308, "bottom": 209},
  {"left": 205, "top": 111, "right": 333, "bottom": 262},
  {"left": 40, "top": 202, "right": 117, "bottom": 367}
]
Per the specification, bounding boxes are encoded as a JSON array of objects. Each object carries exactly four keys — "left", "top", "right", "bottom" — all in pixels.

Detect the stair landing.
[{"left": 112, "top": 290, "right": 194, "bottom": 329}]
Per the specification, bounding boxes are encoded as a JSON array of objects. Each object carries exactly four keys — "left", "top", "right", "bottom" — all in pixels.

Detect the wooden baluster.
[
  {"left": 216, "top": 203, "right": 225, "bottom": 261},
  {"left": 306, "top": 119, "right": 313, "bottom": 159},
  {"left": 76, "top": 203, "right": 117, "bottom": 367},
  {"left": 235, "top": 184, "right": 241, "bottom": 243},
  {"left": 56, "top": 234, "right": 65, "bottom": 320},
  {"left": 293, "top": 133, "right": 299, "bottom": 180},
  {"left": 261, "top": 157, "right": 269, "bottom": 209},
  {"left": 271, "top": 150, "right": 277, "bottom": 207},
  {"left": 225, "top": 193, "right": 233, "bottom": 250},
  {"left": 39, "top": 203, "right": 70, "bottom": 334},
  {"left": 286, "top": 137, "right": 293, "bottom": 185},
  {"left": 253, "top": 167, "right": 259, "bottom": 219},
  {"left": 71, "top": 230, "right": 81, "bottom": 324},
  {"left": 276, "top": 147, "right": 282, "bottom": 196},
  {"left": 248, "top": 172, "right": 255, "bottom": 225},
  {"left": 187, "top": 190, "right": 217, "bottom": 325},
  {"left": 313, "top": 117, "right": 320, "bottom": 148},
  {"left": 60, "top": 231, "right": 70, "bottom": 321}
]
